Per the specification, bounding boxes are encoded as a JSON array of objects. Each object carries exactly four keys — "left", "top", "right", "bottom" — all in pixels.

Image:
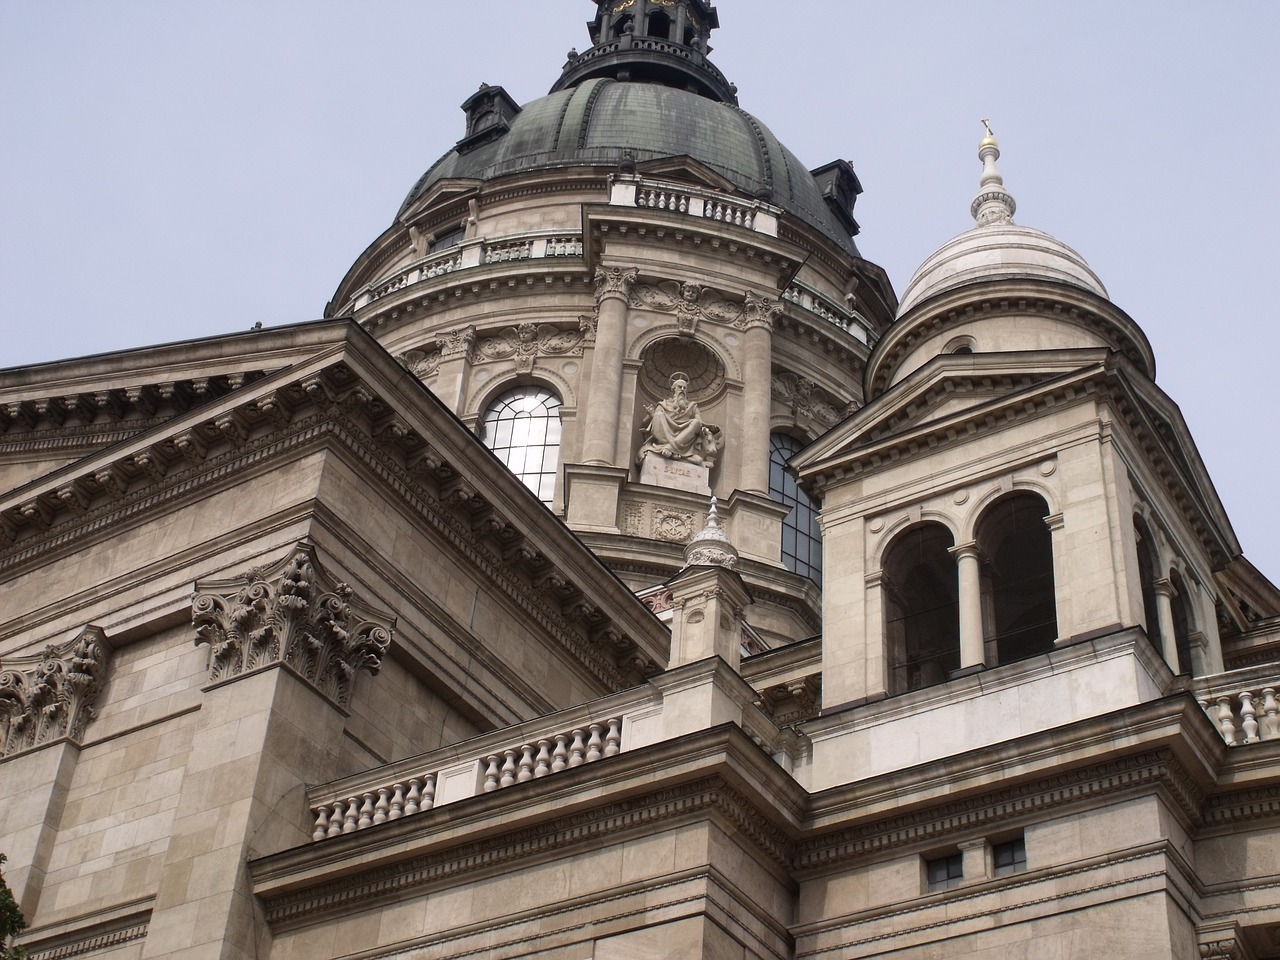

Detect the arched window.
[
  {"left": 648, "top": 11, "right": 673, "bottom": 39},
  {"left": 769, "top": 433, "right": 822, "bottom": 585},
  {"left": 1134, "top": 516, "right": 1163, "bottom": 655},
  {"left": 481, "top": 386, "right": 562, "bottom": 504},
  {"left": 883, "top": 524, "right": 959, "bottom": 694},
  {"left": 1169, "top": 570, "right": 1196, "bottom": 675},
  {"left": 612, "top": 14, "right": 634, "bottom": 38},
  {"left": 976, "top": 493, "right": 1058, "bottom": 664}
]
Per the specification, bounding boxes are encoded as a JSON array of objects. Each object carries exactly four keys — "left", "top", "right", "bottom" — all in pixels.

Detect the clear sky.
[{"left": 1, "top": 1, "right": 1277, "bottom": 579}]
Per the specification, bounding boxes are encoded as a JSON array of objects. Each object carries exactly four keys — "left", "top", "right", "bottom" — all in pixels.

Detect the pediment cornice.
[{"left": 0, "top": 324, "right": 667, "bottom": 687}]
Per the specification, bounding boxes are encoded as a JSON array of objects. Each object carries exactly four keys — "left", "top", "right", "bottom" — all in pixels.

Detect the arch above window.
[
  {"left": 769, "top": 433, "right": 822, "bottom": 585},
  {"left": 481, "top": 385, "right": 563, "bottom": 504}
]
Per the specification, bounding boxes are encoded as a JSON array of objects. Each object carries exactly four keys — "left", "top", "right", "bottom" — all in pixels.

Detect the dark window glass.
[
  {"left": 481, "top": 386, "right": 562, "bottom": 504},
  {"left": 884, "top": 523, "right": 960, "bottom": 694},
  {"left": 769, "top": 434, "right": 822, "bottom": 585},
  {"left": 926, "top": 852, "right": 963, "bottom": 891},
  {"left": 993, "top": 836, "right": 1027, "bottom": 876},
  {"left": 976, "top": 493, "right": 1058, "bottom": 665}
]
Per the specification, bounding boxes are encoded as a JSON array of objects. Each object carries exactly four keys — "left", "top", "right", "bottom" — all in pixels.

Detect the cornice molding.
[
  {"left": 192, "top": 542, "right": 395, "bottom": 708},
  {"left": 0, "top": 625, "right": 108, "bottom": 758}
]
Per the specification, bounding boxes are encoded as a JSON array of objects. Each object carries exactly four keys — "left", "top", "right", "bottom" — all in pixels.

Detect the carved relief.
[
  {"left": 629, "top": 280, "right": 742, "bottom": 333},
  {"left": 474, "top": 323, "right": 585, "bottom": 374},
  {"left": 638, "top": 373, "right": 723, "bottom": 468},
  {"left": 192, "top": 542, "right": 395, "bottom": 708},
  {"left": 621, "top": 500, "right": 645, "bottom": 537},
  {"left": 577, "top": 314, "right": 598, "bottom": 344},
  {"left": 642, "top": 587, "right": 674, "bottom": 615},
  {"left": 652, "top": 508, "right": 696, "bottom": 543},
  {"left": 772, "top": 372, "right": 842, "bottom": 428},
  {"left": 399, "top": 347, "right": 443, "bottom": 379},
  {"left": 0, "top": 625, "right": 108, "bottom": 756}
]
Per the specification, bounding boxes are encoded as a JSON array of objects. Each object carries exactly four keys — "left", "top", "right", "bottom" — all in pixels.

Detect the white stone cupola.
[{"left": 790, "top": 128, "right": 1242, "bottom": 733}]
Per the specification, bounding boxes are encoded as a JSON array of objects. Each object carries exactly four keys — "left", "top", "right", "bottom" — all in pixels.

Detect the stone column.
[
  {"left": 430, "top": 324, "right": 476, "bottom": 412},
  {"left": 949, "top": 541, "right": 986, "bottom": 671},
  {"left": 580, "top": 266, "right": 637, "bottom": 465},
  {"left": 1153, "top": 578, "right": 1180, "bottom": 670},
  {"left": 738, "top": 292, "right": 781, "bottom": 495}
]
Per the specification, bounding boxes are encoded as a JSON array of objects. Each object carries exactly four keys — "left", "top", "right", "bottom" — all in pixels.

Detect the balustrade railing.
[
  {"left": 782, "top": 283, "right": 873, "bottom": 345},
  {"left": 1198, "top": 687, "right": 1280, "bottom": 745},
  {"left": 613, "top": 174, "right": 780, "bottom": 238},
  {"left": 308, "top": 711, "right": 629, "bottom": 841}
]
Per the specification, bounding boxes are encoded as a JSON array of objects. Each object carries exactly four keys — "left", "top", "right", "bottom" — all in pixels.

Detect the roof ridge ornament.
[
  {"left": 683, "top": 496, "right": 739, "bottom": 569},
  {"left": 970, "top": 120, "right": 1017, "bottom": 226}
]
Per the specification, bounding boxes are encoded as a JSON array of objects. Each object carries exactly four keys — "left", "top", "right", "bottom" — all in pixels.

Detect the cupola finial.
[{"left": 970, "top": 120, "right": 1017, "bottom": 226}]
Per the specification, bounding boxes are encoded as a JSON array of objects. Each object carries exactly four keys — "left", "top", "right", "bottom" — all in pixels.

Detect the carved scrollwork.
[
  {"left": 737, "top": 290, "right": 784, "bottom": 331},
  {"left": 436, "top": 325, "right": 476, "bottom": 360},
  {"left": 0, "top": 625, "right": 108, "bottom": 756},
  {"left": 191, "top": 543, "right": 395, "bottom": 708},
  {"left": 772, "top": 372, "right": 842, "bottom": 428},
  {"left": 629, "top": 280, "right": 743, "bottom": 333},
  {"left": 399, "top": 347, "right": 442, "bottom": 380},
  {"left": 474, "top": 323, "right": 585, "bottom": 373}
]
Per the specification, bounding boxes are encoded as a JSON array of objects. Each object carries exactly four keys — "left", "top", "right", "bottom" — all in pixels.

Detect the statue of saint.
[{"left": 638, "top": 373, "right": 723, "bottom": 468}]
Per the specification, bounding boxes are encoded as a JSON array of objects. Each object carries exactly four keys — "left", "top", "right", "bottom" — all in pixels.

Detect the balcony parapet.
[
  {"left": 608, "top": 173, "right": 780, "bottom": 238},
  {"left": 350, "top": 231, "right": 586, "bottom": 313},
  {"left": 306, "top": 657, "right": 790, "bottom": 843},
  {"left": 1194, "top": 665, "right": 1280, "bottom": 745},
  {"left": 782, "top": 281, "right": 875, "bottom": 346}
]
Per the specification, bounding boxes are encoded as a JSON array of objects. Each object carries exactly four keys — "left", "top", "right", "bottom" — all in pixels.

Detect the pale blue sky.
[{"left": 1, "top": 1, "right": 1277, "bottom": 578}]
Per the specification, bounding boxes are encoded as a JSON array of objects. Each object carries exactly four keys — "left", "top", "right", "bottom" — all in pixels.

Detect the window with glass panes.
[
  {"left": 769, "top": 433, "right": 822, "bottom": 584},
  {"left": 481, "top": 386, "right": 563, "bottom": 504},
  {"left": 992, "top": 836, "right": 1027, "bottom": 876},
  {"left": 926, "top": 852, "right": 963, "bottom": 891}
]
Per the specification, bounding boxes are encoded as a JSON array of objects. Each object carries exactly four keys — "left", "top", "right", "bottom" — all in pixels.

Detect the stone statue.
[{"left": 638, "top": 373, "right": 723, "bottom": 468}]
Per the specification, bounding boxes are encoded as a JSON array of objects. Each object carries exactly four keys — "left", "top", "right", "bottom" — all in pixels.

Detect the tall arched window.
[
  {"left": 769, "top": 433, "right": 822, "bottom": 585},
  {"left": 1134, "top": 516, "right": 1163, "bottom": 655},
  {"left": 481, "top": 386, "right": 563, "bottom": 504},
  {"left": 647, "top": 11, "right": 673, "bottom": 39},
  {"left": 1169, "top": 570, "right": 1196, "bottom": 675},
  {"left": 976, "top": 493, "right": 1058, "bottom": 665},
  {"left": 883, "top": 524, "right": 959, "bottom": 694}
]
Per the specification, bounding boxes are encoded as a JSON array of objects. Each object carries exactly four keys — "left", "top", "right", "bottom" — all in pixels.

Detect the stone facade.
[{"left": 3, "top": 4, "right": 1280, "bottom": 959}]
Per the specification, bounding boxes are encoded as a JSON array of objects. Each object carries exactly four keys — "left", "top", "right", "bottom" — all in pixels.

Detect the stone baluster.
[
  {"left": 312, "top": 806, "right": 330, "bottom": 842},
  {"left": 405, "top": 777, "right": 423, "bottom": 814},
  {"left": 534, "top": 739, "right": 553, "bottom": 777},
  {"left": 343, "top": 797, "right": 360, "bottom": 834},
  {"left": 552, "top": 734, "right": 569, "bottom": 772},
  {"left": 517, "top": 745, "right": 535, "bottom": 782},
  {"left": 358, "top": 794, "right": 375, "bottom": 829},
  {"left": 388, "top": 783, "right": 405, "bottom": 820},
  {"left": 483, "top": 757, "right": 501, "bottom": 793},
  {"left": 1261, "top": 688, "right": 1280, "bottom": 739},
  {"left": 1239, "top": 691, "right": 1260, "bottom": 742},
  {"left": 587, "top": 723, "right": 605, "bottom": 762},
  {"left": 500, "top": 749, "right": 518, "bottom": 788},
  {"left": 421, "top": 774, "right": 436, "bottom": 811},
  {"left": 373, "top": 788, "right": 390, "bottom": 824},
  {"left": 1215, "top": 696, "right": 1238, "bottom": 745},
  {"left": 327, "top": 800, "right": 345, "bottom": 838},
  {"left": 605, "top": 718, "right": 623, "bottom": 756},
  {"left": 570, "top": 729, "right": 587, "bottom": 767}
]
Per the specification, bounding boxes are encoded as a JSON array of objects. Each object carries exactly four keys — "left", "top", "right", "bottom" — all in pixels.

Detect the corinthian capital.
[
  {"left": 0, "top": 625, "right": 108, "bottom": 756},
  {"left": 738, "top": 290, "right": 784, "bottom": 331},
  {"left": 594, "top": 265, "right": 639, "bottom": 304},
  {"left": 192, "top": 542, "right": 395, "bottom": 708},
  {"left": 436, "top": 324, "right": 477, "bottom": 360}
]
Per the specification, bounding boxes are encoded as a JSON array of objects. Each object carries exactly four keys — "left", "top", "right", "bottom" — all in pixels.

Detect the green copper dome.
[{"left": 398, "top": 77, "right": 861, "bottom": 255}]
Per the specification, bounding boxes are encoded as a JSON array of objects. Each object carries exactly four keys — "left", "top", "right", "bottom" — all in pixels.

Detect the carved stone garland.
[
  {"left": 192, "top": 542, "right": 394, "bottom": 708},
  {"left": 474, "top": 322, "right": 585, "bottom": 374},
  {"left": 0, "top": 625, "right": 108, "bottom": 756}
]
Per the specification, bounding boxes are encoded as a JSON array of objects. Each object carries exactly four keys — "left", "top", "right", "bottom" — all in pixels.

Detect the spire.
[
  {"left": 551, "top": 1, "right": 736, "bottom": 104},
  {"left": 970, "top": 120, "right": 1017, "bottom": 226},
  {"left": 683, "top": 497, "right": 739, "bottom": 569}
]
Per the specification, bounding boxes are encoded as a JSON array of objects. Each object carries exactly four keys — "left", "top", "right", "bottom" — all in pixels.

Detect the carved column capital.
[
  {"left": 0, "top": 625, "right": 108, "bottom": 757},
  {"left": 594, "top": 265, "right": 639, "bottom": 304},
  {"left": 192, "top": 542, "right": 395, "bottom": 708},
  {"left": 435, "top": 324, "right": 477, "bottom": 360},
  {"left": 738, "top": 290, "right": 783, "bottom": 330}
]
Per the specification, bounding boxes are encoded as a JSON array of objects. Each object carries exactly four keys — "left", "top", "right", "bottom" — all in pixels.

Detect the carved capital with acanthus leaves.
[
  {"left": 594, "top": 266, "right": 638, "bottom": 304},
  {"left": 436, "top": 325, "right": 477, "bottom": 360},
  {"left": 192, "top": 542, "right": 395, "bottom": 708},
  {"left": 737, "top": 290, "right": 783, "bottom": 331},
  {"left": 0, "top": 625, "right": 108, "bottom": 757}
]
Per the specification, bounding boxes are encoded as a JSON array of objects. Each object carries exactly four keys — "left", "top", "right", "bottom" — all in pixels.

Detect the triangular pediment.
[
  {"left": 792, "top": 348, "right": 1112, "bottom": 477},
  {"left": 634, "top": 155, "right": 739, "bottom": 194}
]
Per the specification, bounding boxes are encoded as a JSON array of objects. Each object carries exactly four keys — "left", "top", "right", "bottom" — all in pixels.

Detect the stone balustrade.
[
  {"left": 311, "top": 773, "right": 438, "bottom": 840},
  {"left": 610, "top": 174, "right": 780, "bottom": 238},
  {"left": 351, "top": 232, "right": 585, "bottom": 311},
  {"left": 480, "top": 718, "right": 622, "bottom": 791},
  {"left": 782, "top": 282, "right": 873, "bottom": 345},
  {"left": 1195, "top": 668, "right": 1280, "bottom": 745}
]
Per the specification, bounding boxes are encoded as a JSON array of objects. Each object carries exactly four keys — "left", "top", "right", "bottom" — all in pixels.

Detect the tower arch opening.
[
  {"left": 976, "top": 493, "right": 1058, "bottom": 664},
  {"left": 883, "top": 523, "right": 960, "bottom": 694}
]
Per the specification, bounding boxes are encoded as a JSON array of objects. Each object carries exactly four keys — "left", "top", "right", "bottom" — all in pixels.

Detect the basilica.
[{"left": 2, "top": 2, "right": 1279, "bottom": 958}]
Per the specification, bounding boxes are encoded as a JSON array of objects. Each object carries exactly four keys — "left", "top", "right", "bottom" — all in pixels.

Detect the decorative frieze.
[
  {"left": 629, "top": 280, "right": 742, "bottom": 333},
  {"left": 474, "top": 322, "right": 585, "bottom": 374},
  {"left": 772, "top": 371, "right": 843, "bottom": 429},
  {"left": 435, "top": 324, "right": 476, "bottom": 360},
  {"left": 0, "top": 625, "right": 108, "bottom": 757},
  {"left": 192, "top": 542, "right": 395, "bottom": 708}
]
